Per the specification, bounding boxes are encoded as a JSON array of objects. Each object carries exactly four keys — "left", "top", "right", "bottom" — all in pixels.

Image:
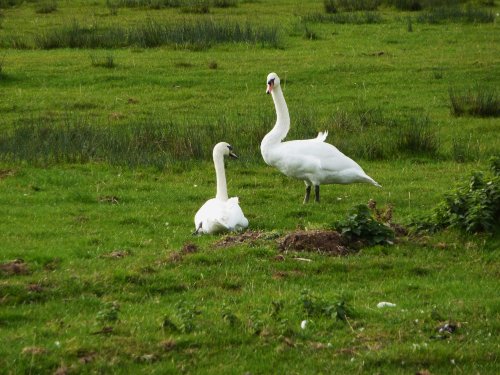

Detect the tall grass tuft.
[
  {"left": 180, "top": 0, "right": 210, "bottom": 14},
  {"left": 0, "top": 55, "right": 4, "bottom": 78},
  {"left": 324, "top": 0, "right": 381, "bottom": 12},
  {"left": 34, "top": 19, "right": 281, "bottom": 50},
  {"left": 212, "top": 0, "right": 238, "bottom": 7},
  {"left": 386, "top": 0, "right": 466, "bottom": 11},
  {"left": 416, "top": 5, "right": 495, "bottom": 23},
  {"left": 0, "top": 0, "right": 25, "bottom": 9},
  {"left": 35, "top": 0, "right": 58, "bottom": 14},
  {"left": 303, "top": 11, "right": 383, "bottom": 24},
  {"left": 324, "top": 0, "right": 338, "bottom": 13},
  {"left": 395, "top": 115, "right": 439, "bottom": 156},
  {"left": 90, "top": 53, "right": 116, "bottom": 68},
  {"left": 449, "top": 85, "right": 499, "bottom": 117},
  {"left": 0, "top": 116, "right": 271, "bottom": 168},
  {"left": 451, "top": 135, "right": 480, "bottom": 163}
]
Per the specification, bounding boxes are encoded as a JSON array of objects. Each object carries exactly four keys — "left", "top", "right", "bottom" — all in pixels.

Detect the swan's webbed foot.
[
  {"left": 192, "top": 222, "right": 203, "bottom": 236},
  {"left": 314, "top": 185, "right": 320, "bottom": 203},
  {"left": 303, "top": 185, "right": 311, "bottom": 204}
]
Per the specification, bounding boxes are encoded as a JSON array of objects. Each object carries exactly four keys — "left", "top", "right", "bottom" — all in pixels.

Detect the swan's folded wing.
[{"left": 221, "top": 197, "right": 249, "bottom": 230}]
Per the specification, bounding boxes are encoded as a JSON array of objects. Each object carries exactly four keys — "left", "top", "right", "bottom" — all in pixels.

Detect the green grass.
[{"left": 0, "top": 0, "right": 499, "bottom": 373}]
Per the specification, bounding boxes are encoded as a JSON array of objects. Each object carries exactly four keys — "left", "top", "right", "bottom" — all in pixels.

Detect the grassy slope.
[{"left": 0, "top": 0, "right": 499, "bottom": 374}]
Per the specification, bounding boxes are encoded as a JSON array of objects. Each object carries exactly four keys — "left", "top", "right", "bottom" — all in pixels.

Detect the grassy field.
[{"left": 0, "top": 0, "right": 499, "bottom": 374}]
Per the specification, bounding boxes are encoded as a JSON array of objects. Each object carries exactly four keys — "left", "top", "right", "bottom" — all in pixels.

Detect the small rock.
[{"left": 377, "top": 301, "right": 396, "bottom": 308}]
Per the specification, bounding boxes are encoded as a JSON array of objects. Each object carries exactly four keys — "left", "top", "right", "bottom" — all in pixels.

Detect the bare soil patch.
[
  {"left": 0, "top": 259, "right": 29, "bottom": 275},
  {"left": 279, "top": 230, "right": 352, "bottom": 256},
  {"left": 214, "top": 230, "right": 269, "bottom": 248},
  {"left": 0, "top": 169, "right": 15, "bottom": 180}
]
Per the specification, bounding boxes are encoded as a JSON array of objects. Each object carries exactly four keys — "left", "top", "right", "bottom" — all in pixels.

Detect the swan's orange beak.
[{"left": 266, "top": 82, "right": 273, "bottom": 94}]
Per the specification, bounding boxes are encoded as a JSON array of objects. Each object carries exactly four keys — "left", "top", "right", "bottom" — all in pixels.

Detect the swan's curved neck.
[
  {"left": 262, "top": 85, "right": 290, "bottom": 150},
  {"left": 213, "top": 151, "right": 228, "bottom": 201}
]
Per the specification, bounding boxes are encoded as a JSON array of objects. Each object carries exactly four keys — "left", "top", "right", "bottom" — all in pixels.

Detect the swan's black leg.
[
  {"left": 192, "top": 222, "right": 203, "bottom": 235},
  {"left": 314, "top": 185, "right": 320, "bottom": 203},
  {"left": 303, "top": 185, "right": 311, "bottom": 204}
]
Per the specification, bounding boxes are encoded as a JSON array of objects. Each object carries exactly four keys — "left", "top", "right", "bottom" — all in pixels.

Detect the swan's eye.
[
  {"left": 268, "top": 78, "right": 275, "bottom": 85},
  {"left": 227, "top": 145, "right": 233, "bottom": 151}
]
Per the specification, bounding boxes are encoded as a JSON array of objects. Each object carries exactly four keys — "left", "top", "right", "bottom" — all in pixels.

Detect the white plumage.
[
  {"left": 194, "top": 142, "right": 248, "bottom": 234},
  {"left": 261, "top": 72, "right": 381, "bottom": 203}
]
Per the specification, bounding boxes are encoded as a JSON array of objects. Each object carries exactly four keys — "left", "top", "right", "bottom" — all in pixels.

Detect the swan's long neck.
[
  {"left": 214, "top": 151, "right": 228, "bottom": 201},
  {"left": 261, "top": 86, "right": 290, "bottom": 154}
]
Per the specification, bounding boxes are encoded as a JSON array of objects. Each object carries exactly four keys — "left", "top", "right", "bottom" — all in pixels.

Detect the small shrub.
[
  {"left": 335, "top": 204, "right": 395, "bottom": 246},
  {"left": 35, "top": 0, "right": 58, "bottom": 14},
  {"left": 449, "top": 85, "right": 499, "bottom": 118},
  {"left": 414, "top": 158, "right": 500, "bottom": 234}
]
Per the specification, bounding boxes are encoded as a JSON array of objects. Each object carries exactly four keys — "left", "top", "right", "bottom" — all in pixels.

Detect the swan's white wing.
[
  {"left": 266, "top": 140, "right": 376, "bottom": 185},
  {"left": 194, "top": 198, "right": 248, "bottom": 234},
  {"left": 221, "top": 197, "right": 249, "bottom": 231},
  {"left": 194, "top": 199, "right": 228, "bottom": 234}
]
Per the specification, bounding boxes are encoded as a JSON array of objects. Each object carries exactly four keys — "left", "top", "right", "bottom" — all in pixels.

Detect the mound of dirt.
[
  {"left": 0, "top": 259, "right": 29, "bottom": 275},
  {"left": 279, "top": 230, "right": 352, "bottom": 256}
]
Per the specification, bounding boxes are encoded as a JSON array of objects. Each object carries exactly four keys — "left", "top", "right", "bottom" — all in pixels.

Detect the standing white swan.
[
  {"left": 194, "top": 142, "right": 249, "bottom": 234},
  {"left": 261, "top": 72, "right": 381, "bottom": 203}
]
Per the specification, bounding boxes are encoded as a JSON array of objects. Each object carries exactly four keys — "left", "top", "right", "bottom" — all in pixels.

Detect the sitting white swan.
[
  {"left": 261, "top": 72, "right": 381, "bottom": 204},
  {"left": 194, "top": 142, "right": 249, "bottom": 234}
]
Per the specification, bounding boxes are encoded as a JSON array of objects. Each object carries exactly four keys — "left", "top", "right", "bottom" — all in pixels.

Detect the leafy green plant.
[
  {"left": 162, "top": 301, "right": 200, "bottom": 333},
  {"left": 335, "top": 204, "right": 395, "bottom": 245},
  {"left": 299, "top": 289, "right": 354, "bottom": 323},
  {"left": 415, "top": 158, "right": 500, "bottom": 233},
  {"left": 96, "top": 301, "right": 120, "bottom": 322}
]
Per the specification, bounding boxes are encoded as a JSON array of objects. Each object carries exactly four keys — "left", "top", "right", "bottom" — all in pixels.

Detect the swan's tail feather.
[
  {"left": 315, "top": 131, "right": 328, "bottom": 142},
  {"left": 363, "top": 174, "right": 382, "bottom": 188},
  {"left": 368, "top": 177, "right": 382, "bottom": 188}
]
